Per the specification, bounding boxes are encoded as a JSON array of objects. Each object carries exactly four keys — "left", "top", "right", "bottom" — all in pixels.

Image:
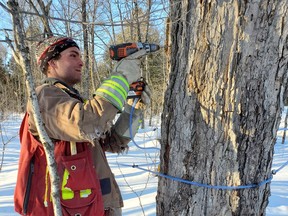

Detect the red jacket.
[
  {"left": 14, "top": 78, "right": 132, "bottom": 215},
  {"left": 14, "top": 113, "right": 104, "bottom": 215}
]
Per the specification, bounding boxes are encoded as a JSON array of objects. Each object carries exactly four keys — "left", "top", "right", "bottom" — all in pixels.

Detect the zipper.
[{"left": 23, "top": 155, "right": 35, "bottom": 215}]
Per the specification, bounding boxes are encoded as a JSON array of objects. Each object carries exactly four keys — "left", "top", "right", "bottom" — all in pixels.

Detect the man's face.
[{"left": 48, "top": 47, "right": 83, "bottom": 86}]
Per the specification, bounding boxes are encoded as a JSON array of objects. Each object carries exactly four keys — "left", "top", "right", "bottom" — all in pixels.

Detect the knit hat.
[{"left": 36, "top": 36, "right": 79, "bottom": 73}]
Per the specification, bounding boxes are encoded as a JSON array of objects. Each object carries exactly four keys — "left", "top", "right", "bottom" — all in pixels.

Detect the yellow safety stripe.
[
  {"left": 80, "top": 189, "right": 92, "bottom": 198},
  {"left": 44, "top": 160, "right": 93, "bottom": 203},
  {"left": 61, "top": 169, "right": 74, "bottom": 200},
  {"left": 61, "top": 168, "right": 92, "bottom": 200},
  {"left": 111, "top": 75, "right": 129, "bottom": 88},
  {"left": 44, "top": 165, "right": 49, "bottom": 207},
  {"left": 104, "top": 78, "right": 128, "bottom": 95},
  {"left": 96, "top": 88, "right": 123, "bottom": 109},
  {"left": 102, "top": 82, "right": 127, "bottom": 100}
]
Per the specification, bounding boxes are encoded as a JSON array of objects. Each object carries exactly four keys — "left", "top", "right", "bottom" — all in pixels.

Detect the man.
[{"left": 14, "top": 36, "right": 150, "bottom": 216}]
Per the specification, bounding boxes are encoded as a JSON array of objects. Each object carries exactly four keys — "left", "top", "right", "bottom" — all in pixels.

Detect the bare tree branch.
[{"left": 6, "top": 1, "right": 62, "bottom": 215}]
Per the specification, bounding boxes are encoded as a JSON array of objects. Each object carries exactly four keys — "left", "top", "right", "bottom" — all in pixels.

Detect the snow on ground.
[{"left": 0, "top": 113, "right": 287, "bottom": 216}]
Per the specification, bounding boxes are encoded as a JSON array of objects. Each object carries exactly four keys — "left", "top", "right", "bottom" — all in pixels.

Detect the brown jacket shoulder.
[{"left": 27, "top": 79, "right": 118, "bottom": 142}]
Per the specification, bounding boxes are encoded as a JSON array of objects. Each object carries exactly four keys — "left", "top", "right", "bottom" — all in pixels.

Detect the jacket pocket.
[
  {"left": 60, "top": 150, "right": 96, "bottom": 192},
  {"left": 100, "top": 178, "right": 111, "bottom": 195},
  {"left": 59, "top": 149, "right": 104, "bottom": 216},
  {"left": 61, "top": 189, "right": 98, "bottom": 216}
]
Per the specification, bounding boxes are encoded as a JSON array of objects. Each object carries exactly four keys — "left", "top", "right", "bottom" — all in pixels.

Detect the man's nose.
[{"left": 79, "top": 58, "right": 84, "bottom": 66}]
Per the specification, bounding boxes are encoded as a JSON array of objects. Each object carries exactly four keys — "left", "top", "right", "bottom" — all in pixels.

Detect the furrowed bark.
[{"left": 157, "top": 1, "right": 288, "bottom": 215}]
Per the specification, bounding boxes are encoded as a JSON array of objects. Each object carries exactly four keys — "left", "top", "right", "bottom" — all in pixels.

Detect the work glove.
[
  {"left": 114, "top": 85, "right": 152, "bottom": 139},
  {"left": 113, "top": 103, "right": 142, "bottom": 140},
  {"left": 140, "top": 84, "right": 151, "bottom": 105},
  {"left": 112, "top": 49, "right": 147, "bottom": 84},
  {"left": 94, "top": 50, "right": 147, "bottom": 111}
]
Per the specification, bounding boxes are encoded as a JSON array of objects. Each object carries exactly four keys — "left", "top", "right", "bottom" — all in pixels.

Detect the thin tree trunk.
[
  {"left": 157, "top": 1, "right": 288, "bottom": 215},
  {"left": 281, "top": 108, "right": 288, "bottom": 144},
  {"left": 7, "top": 1, "right": 62, "bottom": 215},
  {"left": 116, "top": 0, "right": 126, "bottom": 41},
  {"left": 144, "top": 0, "right": 152, "bottom": 42},
  {"left": 89, "top": 0, "right": 99, "bottom": 90},
  {"left": 133, "top": 0, "right": 142, "bottom": 42},
  {"left": 89, "top": 34, "right": 97, "bottom": 90},
  {"left": 82, "top": 0, "right": 89, "bottom": 98},
  {"left": 107, "top": 0, "right": 116, "bottom": 43},
  {"left": 29, "top": 0, "right": 53, "bottom": 37},
  {"left": 59, "top": 0, "right": 72, "bottom": 37}
]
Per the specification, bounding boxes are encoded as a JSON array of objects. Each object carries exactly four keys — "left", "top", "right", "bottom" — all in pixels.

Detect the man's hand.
[{"left": 112, "top": 50, "right": 146, "bottom": 84}]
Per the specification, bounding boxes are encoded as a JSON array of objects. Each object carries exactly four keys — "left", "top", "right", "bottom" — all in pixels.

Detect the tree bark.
[
  {"left": 116, "top": 0, "right": 126, "bottom": 41},
  {"left": 157, "top": 1, "right": 288, "bottom": 215},
  {"left": 88, "top": 0, "right": 99, "bottom": 91},
  {"left": 7, "top": 1, "right": 62, "bottom": 215},
  {"left": 82, "top": 0, "right": 89, "bottom": 98},
  {"left": 28, "top": 0, "right": 53, "bottom": 37}
]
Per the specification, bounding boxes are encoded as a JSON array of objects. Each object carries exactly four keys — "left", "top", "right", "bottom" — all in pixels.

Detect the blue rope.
[
  {"left": 277, "top": 128, "right": 288, "bottom": 131},
  {"left": 116, "top": 162, "right": 159, "bottom": 167},
  {"left": 129, "top": 98, "right": 160, "bottom": 151},
  {"left": 272, "top": 160, "right": 288, "bottom": 174},
  {"left": 127, "top": 101, "right": 288, "bottom": 189},
  {"left": 130, "top": 164, "right": 273, "bottom": 190}
]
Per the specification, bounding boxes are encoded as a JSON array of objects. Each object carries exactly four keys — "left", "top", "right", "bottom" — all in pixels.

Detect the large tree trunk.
[{"left": 157, "top": 1, "right": 288, "bottom": 215}]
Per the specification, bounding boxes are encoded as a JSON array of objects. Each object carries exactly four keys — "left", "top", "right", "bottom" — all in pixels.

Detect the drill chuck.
[{"left": 137, "top": 42, "right": 160, "bottom": 54}]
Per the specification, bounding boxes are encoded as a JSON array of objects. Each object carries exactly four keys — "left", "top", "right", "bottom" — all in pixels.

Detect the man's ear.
[{"left": 48, "top": 59, "right": 57, "bottom": 69}]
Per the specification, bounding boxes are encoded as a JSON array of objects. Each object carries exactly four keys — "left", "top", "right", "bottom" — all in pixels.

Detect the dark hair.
[{"left": 36, "top": 37, "right": 79, "bottom": 74}]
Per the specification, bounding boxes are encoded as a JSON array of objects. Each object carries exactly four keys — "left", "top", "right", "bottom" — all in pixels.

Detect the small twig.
[
  {"left": 282, "top": 108, "right": 288, "bottom": 144},
  {"left": 0, "top": 123, "right": 17, "bottom": 172},
  {"left": 116, "top": 155, "right": 146, "bottom": 216},
  {"left": 114, "top": 127, "right": 160, "bottom": 215}
]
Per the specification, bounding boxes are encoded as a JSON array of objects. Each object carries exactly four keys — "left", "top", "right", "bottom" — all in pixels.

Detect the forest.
[
  {"left": 1, "top": 1, "right": 288, "bottom": 216},
  {"left": 0, "top": 0, "right": 168, "bottom": 120}
]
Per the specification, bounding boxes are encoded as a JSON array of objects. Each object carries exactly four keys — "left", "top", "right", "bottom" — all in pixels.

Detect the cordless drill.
[{"left": 109, "top": 42, "right": 160, "bottom": 99}]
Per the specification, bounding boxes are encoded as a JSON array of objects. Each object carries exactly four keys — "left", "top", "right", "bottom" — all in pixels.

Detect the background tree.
[
  {"left": 0, "top": 39, "right": 27, "bottom": 114},
  {"left": 157, "top": 1, "right": 288, "bottom": 215},
  {"left": 81, "top": 0, "right": 90, "bottom": 98},
  {"left": 0, "top": 56, "right": 8, "bottom": 119},
  {"left": 0, "top": 0, "right": 168, "bottom": 118},
  {"left": 104, "top": 3, "right": 166, "bottom": 125}
]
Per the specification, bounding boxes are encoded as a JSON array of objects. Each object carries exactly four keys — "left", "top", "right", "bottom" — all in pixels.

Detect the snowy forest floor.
[{"left": 0, "top": 112, "right": 287, "bottom": 216}]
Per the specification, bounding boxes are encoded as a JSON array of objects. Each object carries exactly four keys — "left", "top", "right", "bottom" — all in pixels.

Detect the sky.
[
  {"left": 0, "top": 0, "right": 169, "bottom": 62},
  {"left": 0, "top": 113, "right": 287, "bottom": 216}
]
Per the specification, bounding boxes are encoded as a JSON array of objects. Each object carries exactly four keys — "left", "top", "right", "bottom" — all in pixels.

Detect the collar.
[{"left": 41, "top": 78, "right": 80, "bottom": 95}]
